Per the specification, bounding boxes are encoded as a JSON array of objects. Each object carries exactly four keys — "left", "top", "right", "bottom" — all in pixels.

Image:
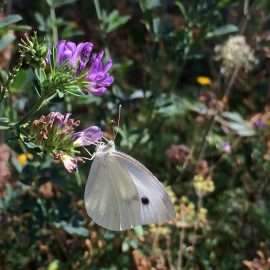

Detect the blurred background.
[{"left": 1, "top": 0, "right": 270, "bottom": 269}]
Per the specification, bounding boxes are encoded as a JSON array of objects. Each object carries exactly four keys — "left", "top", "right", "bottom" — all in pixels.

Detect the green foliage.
[
  {"left": 0, "top": 14, "right": 22, "bottom": 28},
  {"left": 100, "top": 10, "right": 130, "bottom": 33},
  {"left": 0, "top": 14, "right": 23, "bottom": 50},
  {"left": 46, "top": 0, "right": 77, "bottom": 8}
]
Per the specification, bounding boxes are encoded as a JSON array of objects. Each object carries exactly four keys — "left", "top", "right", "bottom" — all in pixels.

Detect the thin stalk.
[
  {"left": 170, "top": 46, "right": 191, "bottom": 92},
  {"left": 0, "top": 87, "right": 6, "bottom": 106},
  {"left": 195, "top": 67, "right": 239, "bottom": 163},
  {"left": 93, "top": 0, "right": 102, "bottom": 20},
  {"left": 166, "top": 235, "right": 174, "bottom": 270},
  {"left": 152, "top": 231, "right": 160, "bottom": 254},
  {"left": 195, "top": 0, "right": 252, "bottom": 164},
  {"left": 177, "top": 228, "right": 185, "bottom": 270},
  {"left": 0, "top": 57, "right": 23, "bottom": 106},
  {"left": 50, "top": 5, "right": 58, "bottom": 46},
  {"left": 75, "top": 169, "right": 83, "bottom": 186},
  {"left": 196, "top": 114, "right": 216, "bottom": 162},
  {"left": 190, "top": 195, "right": 203, "bottom": 263},
  {"left": 15, "top": 92, "right": 57, "bottom": 127},
  {"left": 93, "top": 0, "right": 111, "bottom": 59}
]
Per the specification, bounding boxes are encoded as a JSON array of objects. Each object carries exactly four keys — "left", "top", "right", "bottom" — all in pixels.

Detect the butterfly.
[{"left": 84, "top": 140, "right": 175, "bottom": 231}]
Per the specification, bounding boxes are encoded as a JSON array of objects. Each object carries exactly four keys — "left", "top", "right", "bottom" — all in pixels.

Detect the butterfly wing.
[
  {"left": 112, "top": 151, "right": 176, "bottom": 225},
  {"left": 85, "top": 150, "right": 175, "bottom": 231},
  {"left": 84, "top": 155, "right": 120, "bottom": 230},
  {"left": 84, "top": 153, "right": 141, "bottom": 231}
]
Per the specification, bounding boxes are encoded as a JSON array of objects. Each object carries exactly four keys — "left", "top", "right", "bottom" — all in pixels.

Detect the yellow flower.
[
  {"left": 17, "top": 153, "right": 33, "bottom": 167},
  {"left": 175, "top": 196, "right": 196, "bottom": 228},
  {"left": 166, "top": 185, "right": 177, "bottom": 204},
  {"left": 198, "top": 207, "right": 208, "bottom": 225},
  {"left": 196, "top": 76, "right": 212, "bottom": 86},
  {"left": 47, "top": 260, "right": 60, "bottom": 270},
  {"left": 193, "top": 174, "right": 215, "bottom": 196},
  {"left": 149, "top": 224, "right": 170, "bottom": 236}
]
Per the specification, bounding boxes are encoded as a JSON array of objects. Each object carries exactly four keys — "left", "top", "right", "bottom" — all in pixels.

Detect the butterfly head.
[{"left": 96, "top": 140, "right": 115, "bottom": 154}]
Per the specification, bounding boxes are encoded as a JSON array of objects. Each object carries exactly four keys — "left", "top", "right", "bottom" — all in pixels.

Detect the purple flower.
[
  {"left": 73, "top": 126, "right": 103, "bottom": 147},
  {"left": 56, "top": 41, "right": 76, "bottom": 65},
  {"left": 221, "top": 142, "right": 231, "bottom": 154},
  {"left": 87, "top": 51, "right": 114, "bottom": 96},
  {"left": 55, "top": 40, "right": 113, "bottom": 96},
  {"left": 71, "top": 42, "right": 93, "bottom": 72},
  {"left": 254, "top": 119, "right": 267, "bottom": 129}
]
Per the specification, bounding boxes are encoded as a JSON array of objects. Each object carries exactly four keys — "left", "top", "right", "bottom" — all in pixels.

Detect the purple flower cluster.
[
  {"left": 56, "top": 41, "right": 113, "bottom": 96},
  {"left": 32, "top": 112, "right": 103, "bottom": 173}
]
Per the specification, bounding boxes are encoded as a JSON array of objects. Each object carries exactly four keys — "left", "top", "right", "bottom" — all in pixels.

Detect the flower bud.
[{"left": 19, "top": 33, "right": 48, "bottom": 68}]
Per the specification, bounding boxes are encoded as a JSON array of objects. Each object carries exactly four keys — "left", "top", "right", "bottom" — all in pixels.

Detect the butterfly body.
[{"left": 84, "top": 141, "right": 175, "bottom": 231}]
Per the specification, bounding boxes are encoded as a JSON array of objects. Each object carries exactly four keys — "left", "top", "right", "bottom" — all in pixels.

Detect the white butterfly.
[{"left": 84, "top": 140, "right": 176, "bottom": 231}]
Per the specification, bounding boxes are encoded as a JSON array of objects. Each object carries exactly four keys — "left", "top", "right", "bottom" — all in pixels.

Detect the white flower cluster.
[{"left": 215, "top": 35, "right": 257, "bottom": 76}]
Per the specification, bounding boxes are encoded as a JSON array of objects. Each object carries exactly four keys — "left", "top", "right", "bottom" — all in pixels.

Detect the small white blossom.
[{"left": 215, "top": 35, "right": 257, "bottom": 76}]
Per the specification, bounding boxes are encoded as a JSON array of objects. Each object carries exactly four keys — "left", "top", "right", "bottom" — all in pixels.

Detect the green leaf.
[
  {"left": 0, "top": 15, "right": 22, "bottom": 28},
  {"left": 0, "top": 32, "right": 15, "bottom": 50},
  {"left": 102, "top": 10, "right": 130, "bottom": 33},
  {"left": 157, "top": 96, "right": 207, "bottom": 117},
  {"left": 10, "top": 69, "right": 33, "bottom": 92},
  {"left": 221, "top": 112, "right": 255, "bottom": 137},
  {"left": 46, "top": 0, "right": 77, "bottom": 8},
  {"left": 35, "top": 13, "right": 47, "bottom": 32},
  {"left": 222, "top": 112, "right": 245, "bottom": 123},
  {"left": 152, "top": 17, "right": 161, "bottom": 38},
  {"left": 0, "top": 69, "right": 8, "bottom": 83},
  {"left": 0, "top": 115, "right": 10, "bottom": 129},
  {"left": 206, "top": 24, "right": 239, "bottom": 39},
  {"left": 24, "top": 141, "right": 40, "bottom": 149},
  {"left": 56, "top": 89, "right": 64, "bottom": 98},
  {"left": 9, "top": 24, "right": 32, "bottom": 31},
  {"left": 175, "top": 1, "right": 188, "bottom": 20},
  {"left": 121, "top": 241, "right": 130, "bottom": 252},
  {"left": 0, "top": 117, "right": 9, "bottom": 123},
  {"left": 54, "top": 221, "right": 89, "bottom": 237},
  {"left": 134, "top": 225, "right": 144, "bottom": 237},
  {"left": 0, "top": 126, "right": 9, "bottom": 130},
  {"left": 139, "top": 0, "right": 161, "bottom": 11},
  {"left": 0, "top": 184, "right": 18, "bottom": 211}
]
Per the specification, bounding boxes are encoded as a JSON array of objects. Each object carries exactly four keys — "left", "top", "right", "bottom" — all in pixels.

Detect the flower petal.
[{"left": 73, "top": 126, "right": 103, "bottom": 146}]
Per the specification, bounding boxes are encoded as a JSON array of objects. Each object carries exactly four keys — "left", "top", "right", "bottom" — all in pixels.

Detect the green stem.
[
  {"left": 195, "top": 67, "right": 239, "bottom": 163},
  {"left": 93, "top": 0, "right": 102, "bottom": 20},
  {"left": 93, "top": 0, "right": 111, "bottom": 58},
  {"left": 75, "top": 169, "right": 83, "bottom": 186},
  {"left": 15, "top": 92, "right": 57, "bottom": 128},
  {"left": 0, "top": 58, "right": 23, "bottom": 106},
  {"left": 50, "top": 5, "right": 58, "bottom": 46},
  {"left": 0, "top": 87, "right": 5, "bottom": 106},
  {"left": 170, "top": 45, "right": 191, "bottom": 92},
  {"left": 177, "top": 228, "right": 185, "bottom": 270}
]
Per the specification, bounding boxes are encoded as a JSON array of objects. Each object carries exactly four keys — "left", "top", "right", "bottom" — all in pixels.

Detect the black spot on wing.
[{"left": 141, "top": 197, "right": 150, "bottom": 205}]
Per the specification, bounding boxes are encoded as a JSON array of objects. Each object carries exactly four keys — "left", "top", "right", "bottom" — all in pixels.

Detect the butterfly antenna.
[{"left": 113, "top": 104, "right": 122, "bottom": 141}]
